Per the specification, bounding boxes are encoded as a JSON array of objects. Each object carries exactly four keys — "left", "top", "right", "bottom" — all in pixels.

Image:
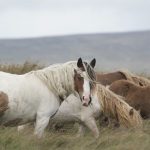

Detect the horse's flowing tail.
[{"left": 96, "top": 84, "right": 143, "bottom": 128}]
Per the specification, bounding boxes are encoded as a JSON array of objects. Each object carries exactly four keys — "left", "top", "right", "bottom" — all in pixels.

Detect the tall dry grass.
[{"left": 0, "top": 61, "right": 44, "bottom": 74}]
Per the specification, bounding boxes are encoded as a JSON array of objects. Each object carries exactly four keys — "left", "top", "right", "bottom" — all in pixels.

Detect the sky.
[{"left": 0, "top": 0, "right": 150, "bottom": 38}]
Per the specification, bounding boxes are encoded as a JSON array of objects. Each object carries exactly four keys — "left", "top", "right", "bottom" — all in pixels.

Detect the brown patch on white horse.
[
  {"left": 0, "top": 91, "right": 9, "bottom": 115},
  {"left": 74, "top": 69, "right": 84, "bottom": 97}
]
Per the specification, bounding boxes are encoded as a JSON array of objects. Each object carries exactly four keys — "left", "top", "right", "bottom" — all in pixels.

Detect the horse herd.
[{"left": 0, "top": 58, "right": 149, "bottom": 138}]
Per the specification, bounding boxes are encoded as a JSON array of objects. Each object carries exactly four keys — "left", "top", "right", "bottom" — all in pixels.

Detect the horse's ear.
[
  {"left": 90, "top": 58, "right": 96, "bottom": 68},
  {"left": 77, "top": 58, "right": 83, "bottom": 68}
]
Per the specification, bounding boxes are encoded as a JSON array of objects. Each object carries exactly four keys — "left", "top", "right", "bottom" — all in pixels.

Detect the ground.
[{"left": 0, "top": 120, "right": 149, "bottom": 150}]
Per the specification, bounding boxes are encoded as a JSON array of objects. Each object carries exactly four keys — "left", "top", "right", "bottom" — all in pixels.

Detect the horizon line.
[{"left": 0, "top": 29, "right": 150, "bottom": 40}]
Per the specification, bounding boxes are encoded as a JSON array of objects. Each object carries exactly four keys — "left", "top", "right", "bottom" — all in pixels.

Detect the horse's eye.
[{"left": 77, "top": 76, "right": 83, "bottom": 80}]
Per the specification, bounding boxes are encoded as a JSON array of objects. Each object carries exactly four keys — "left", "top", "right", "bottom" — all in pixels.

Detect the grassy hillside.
[{"left": 0, "top": 62, "right": 150, "bottom": 150}]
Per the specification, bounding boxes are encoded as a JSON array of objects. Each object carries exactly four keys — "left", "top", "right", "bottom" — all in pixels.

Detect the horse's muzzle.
[{"left": 82, "top": 96, "right": 92, "bottom": 107}]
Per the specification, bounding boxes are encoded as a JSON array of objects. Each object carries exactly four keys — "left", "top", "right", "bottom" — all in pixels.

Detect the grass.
[
  {"left": 0, "top": 61, "right": 44, "bottom": 74},
  {"left": 0, "top": 62, "right": 150, "bottom": 150},
  {"left": 0, "top": 121, "right": 150, "bottom": 150}
]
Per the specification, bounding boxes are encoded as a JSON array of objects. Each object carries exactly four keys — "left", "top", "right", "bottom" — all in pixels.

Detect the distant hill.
[{"left": 0, "top": 31, "right": 150, "bottom": 73}]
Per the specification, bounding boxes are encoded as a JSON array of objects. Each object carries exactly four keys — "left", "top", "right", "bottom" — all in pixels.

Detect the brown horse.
[
  {"left": 96, "top": 71, "right": 126, "bottom": 86},
  {"left": 96, "top": 70, "right": 150, "bottom": 86},
  {"left": 109, "top": 80, "right": 150, "bottom": 119}
]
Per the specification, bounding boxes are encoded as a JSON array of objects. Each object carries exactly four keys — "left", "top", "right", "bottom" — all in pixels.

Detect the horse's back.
[
  {"left": 0, "top": 71, "right": 21, "bottom": 78},
  {"left": 96, "top": 71, "right": 126, "bottom": 86},
  {"left": 0, "top": 72, "right": 25, "bottom": 93}
]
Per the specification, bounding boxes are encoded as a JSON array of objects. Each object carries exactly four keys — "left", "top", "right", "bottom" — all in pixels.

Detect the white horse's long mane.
[{"left": 28, "top": 61, "right": 79, "bottom": 100}]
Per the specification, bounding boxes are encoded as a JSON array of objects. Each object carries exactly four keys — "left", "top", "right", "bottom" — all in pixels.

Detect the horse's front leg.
[
  {"left": 34, "top": 94, "right": 60, "bottom": 138},
  {"left": 83, "top": 117, "right": 99, "bottom": 138},
  {"left": 34, "top": 114, "right": 50, "bottom": 138}
]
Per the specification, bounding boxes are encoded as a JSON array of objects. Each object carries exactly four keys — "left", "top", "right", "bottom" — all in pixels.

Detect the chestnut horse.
[
  {"left": 96, "top": 70, "right": 150, "bottom": 86},
  {"left": 109, "top": 80, "right": 150, "bottom": 119},
  {"left": 96, "top": 71, "right": 126, "bottom": 86}
]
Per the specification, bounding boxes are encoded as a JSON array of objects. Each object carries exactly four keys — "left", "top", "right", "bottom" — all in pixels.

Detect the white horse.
[
  {"left": 18, "top": 94, "right": 101, "bottom": 138},
  {"left": 51, "top": 94, "right": 101, "bottom": 138},
  {"left": 0, "top": 58, "right": 96, "bottom": 137}
]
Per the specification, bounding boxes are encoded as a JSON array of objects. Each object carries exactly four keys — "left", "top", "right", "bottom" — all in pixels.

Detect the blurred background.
[{"left": 0, "top": 0, "right": 150, "bottom": 73}]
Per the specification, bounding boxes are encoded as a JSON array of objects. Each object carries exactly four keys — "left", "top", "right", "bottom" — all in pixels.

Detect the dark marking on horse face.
[{"left": 74, "top": 71, "right": 84, "bottom": 97}]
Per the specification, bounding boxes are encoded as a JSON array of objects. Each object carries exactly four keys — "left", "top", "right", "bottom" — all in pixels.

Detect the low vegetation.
[
  {"left": 0, "top": 62, "right": 149, "bottom": 150},
  {"left": 0, "top": 61, "right": 44, "bottom": 74},
  {"left": 0, "top": 121, "right": 150, "bottom": 150}
]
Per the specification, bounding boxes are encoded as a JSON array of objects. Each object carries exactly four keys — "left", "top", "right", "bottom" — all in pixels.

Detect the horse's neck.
[{"left": 32, "top": 64, "right": 76, "bottom": 99}]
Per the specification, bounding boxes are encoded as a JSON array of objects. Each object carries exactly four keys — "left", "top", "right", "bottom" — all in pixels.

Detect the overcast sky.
[{"left": 0, "top": 0, "right": 150, "bottom": 38}]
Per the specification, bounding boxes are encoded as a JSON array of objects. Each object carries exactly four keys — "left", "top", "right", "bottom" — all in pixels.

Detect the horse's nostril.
[
  {"left": 89, "top": 96, "right": 92, "bottom": 105},
  {"left": 82, "top": 96, "right": 85, "bottom": 100}
]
